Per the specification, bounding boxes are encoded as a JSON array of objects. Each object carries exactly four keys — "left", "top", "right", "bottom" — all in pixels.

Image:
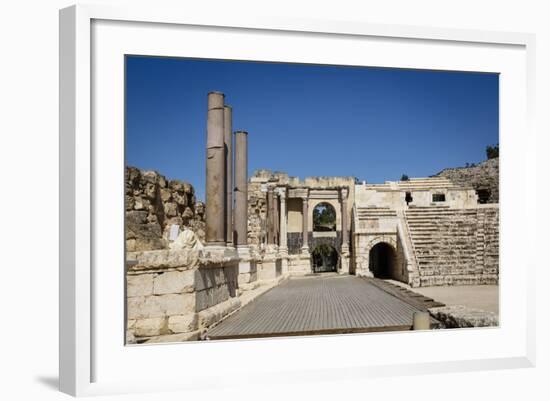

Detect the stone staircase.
[
  {"left": 356, "top": 207, "right": 397, "bottom": 219},
  {"left": 368, "top": 278, "right": 445, "bottom": 310},
  {"left": 364, "top": 177, "right": 467, "bottom": 192},
  {"left": 396, "top": 177, "right": 458, "bottom": 191},
  {"left": 405, "top": 206, "right": 482, "bottom": 286}
]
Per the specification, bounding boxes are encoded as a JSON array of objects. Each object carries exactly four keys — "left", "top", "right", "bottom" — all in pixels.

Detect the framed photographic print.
[{"left": 59, "top": 4, "right": 536, "bottom": 397}]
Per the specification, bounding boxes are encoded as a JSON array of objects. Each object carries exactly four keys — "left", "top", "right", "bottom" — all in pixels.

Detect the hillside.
[{"left": 434, "top": 158, "right": 499, "bottom": 204}]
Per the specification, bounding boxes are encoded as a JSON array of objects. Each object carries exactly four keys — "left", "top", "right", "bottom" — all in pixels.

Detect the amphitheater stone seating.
[{"left": 405, "top": 206, "right": 499, "bottom": 286}]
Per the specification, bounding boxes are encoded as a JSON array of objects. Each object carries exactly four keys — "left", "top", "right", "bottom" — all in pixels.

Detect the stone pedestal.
[
  {"left": 279, "top": 248, "right": 289, "bottom": 276},
  {"left": 340, "top": 249, "right": 350, "bottom": 274},
  {"left": 237, "top": 245, "right": 258, "bottom": 290},
  {"left": 287, "top": 253, "right": 312, "bottom": 276},
  {"left": 259, "top": 245, "right": 280, "bottom": 282},
  {"left": 356, "top": 268, "right": 374, "bottom": 278}
]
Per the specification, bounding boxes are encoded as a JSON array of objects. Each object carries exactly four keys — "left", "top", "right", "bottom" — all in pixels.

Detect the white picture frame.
[{"left": 59, "top": 4, "right": 536, "bottom": 397}]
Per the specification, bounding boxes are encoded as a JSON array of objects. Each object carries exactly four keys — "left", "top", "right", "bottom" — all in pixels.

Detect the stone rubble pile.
[
  {"left": 429, "top": 305, "right": 498, "bottom": 328},
  {"left": 125, "top": 166, "right": 205, "bottom": 251}
]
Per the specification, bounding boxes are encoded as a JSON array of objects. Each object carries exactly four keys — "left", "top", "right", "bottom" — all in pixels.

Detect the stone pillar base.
[
  {"left": 340, "top": 252, "right": 350, "bottom": 275},
  {"left": 202, "top": 244, "right": 238, "bottom": 259},
  {"left": 258, "top": 248, "right": 280, "bottom": 282},
  {"left": 356, "top": 269, "right": 374, "bottom": 278},
  {"left": 278, "top": 247, "right": 289, "bottom": 276},
  {"left": 287, "top": 253, "right": 312, "bottom": 276},
  {"left": 236, "top": 246, "right": 258, "bottom": 288}
]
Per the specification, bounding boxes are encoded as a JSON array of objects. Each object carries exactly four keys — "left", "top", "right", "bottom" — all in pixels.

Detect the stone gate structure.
[{"left": 244, "top": 172, "right": 498, "bottom": 288}]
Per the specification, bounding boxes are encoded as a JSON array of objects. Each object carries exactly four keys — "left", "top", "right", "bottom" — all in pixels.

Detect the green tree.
[
  {"left": 486, "top": 144, "right": 499, "bottom": 159},
  {"left": 313, "top": 203, "right": 336, "bottom": 231}
]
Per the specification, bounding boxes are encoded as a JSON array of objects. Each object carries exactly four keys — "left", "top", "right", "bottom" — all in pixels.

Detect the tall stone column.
[
  {"left": 278, "top": 187, "right": 289, "bottom": 275},
  {"left": 341, "top": 187, "right": 349, "bottom": 252},
  {"left": 301, "top": 197, "right": 309, "bottom": 253},
  {"left": 224, "top": 105, "right": 233, "bottom": 246},
  {"left": 266, "top": 187, "right": 275, "bottom": 245},
  {"left": 340, "top": 187, "right": 350, "bottom": 274},
  {"left": 234, "top": 131, "right": 248, "bottom": 246},
  {"left": 205, "top": 91, "right": 226, "bottom": 246},
  {"left": 278, "top": 188, "right": 288, "bottom": 250}
]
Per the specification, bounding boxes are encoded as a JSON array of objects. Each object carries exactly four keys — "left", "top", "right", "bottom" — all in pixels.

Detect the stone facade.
[
  {"left": 352, "top": 176, "right": 499, "bottom": 287},
  {"left": 125, "top": 166, "right": 205, "bottom": 252},
  {"left": 245, "top": 170, "right": 355, "bottom": 276},
  {"left": 435, "top": 157, "right": 499, "bottom": 203}
]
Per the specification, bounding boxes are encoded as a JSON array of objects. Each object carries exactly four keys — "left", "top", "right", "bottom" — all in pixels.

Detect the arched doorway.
[
  {"left": 312, "top": 202, "right": 336, "bottom": 232},
  {"left": 312, "top": 244, "right": 339, "bottom": 273},
  {"left": 369, "top": 242, "right": 396, "bottom": 278}
]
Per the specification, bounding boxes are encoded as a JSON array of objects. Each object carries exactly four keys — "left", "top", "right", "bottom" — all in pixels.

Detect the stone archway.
[
  {"left": 368, "top": 242, "right": 397, "bottom": 278},
  {"left": 311, "top": 244, "right": 339, "bottom": 273},
  {"left": 312, "top": 202, "right": 337, "bottom": 232}
]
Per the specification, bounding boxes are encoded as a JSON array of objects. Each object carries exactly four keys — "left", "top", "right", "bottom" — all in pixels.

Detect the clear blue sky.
[{"left": 126, "top": 56, "right": 498, "bottom": 201}]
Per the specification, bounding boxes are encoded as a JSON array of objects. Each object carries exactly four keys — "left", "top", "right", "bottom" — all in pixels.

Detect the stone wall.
[
  {"left": 435, "top": 158, "right": 499, "bottom": 203},
  {"left": 126, "top": 166, "right": 205, "bottom": 251},
  {"left": 126, "top": 246, "right": 283, "bottom": 344},
  {"left": 126, "top": 248, "right": 243, "bottom": 343},
  {"left": 247, "top": 179, "right": 268, "bottom": 249}
]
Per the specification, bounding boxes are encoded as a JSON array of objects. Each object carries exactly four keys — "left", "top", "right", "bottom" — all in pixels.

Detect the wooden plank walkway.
[{"left": 206, "top": 276, "right": 432, "bottom": 340}]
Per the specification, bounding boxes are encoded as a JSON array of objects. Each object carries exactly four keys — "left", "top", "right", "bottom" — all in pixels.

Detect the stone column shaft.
[
  {"left": 267, "top": 188, "right": 275, "bottom": 245},
  {"left": 224, "top": 106, "right": 233, "bottom": 246},
  {"left": 302, "top": 197, "right": 309, "bottom": 250},
  {"left": 341, "top": 189, "right": 349, "bottom": 249},
  {"left": 205, "top": 92, "right": 226, "bottom": 245},
  {"left": 234, "top": 131, "right": 248, "bottom": 246},
  {"left": 279, "top": 191, "right": 287, "bottom": 249}
]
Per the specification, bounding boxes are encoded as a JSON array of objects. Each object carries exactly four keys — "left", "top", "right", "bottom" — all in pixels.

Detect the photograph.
[{"left": 124, "top": 56, "right": 499, "bottom": 344}]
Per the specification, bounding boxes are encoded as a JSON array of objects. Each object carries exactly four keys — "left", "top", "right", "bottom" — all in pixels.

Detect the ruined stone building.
[
  {"left": 246, "top": 169, "right": 498, "bottom": 288},
  {"left": 125, "top": 91, "right": 499, "bottom": 343}
]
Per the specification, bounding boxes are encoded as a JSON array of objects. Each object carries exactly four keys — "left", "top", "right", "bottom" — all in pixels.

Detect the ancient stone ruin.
[
  {"left": 125, "top": 166, "right": 205, "bottom": 251},
  {"left": 125, "top": 91, "right": 499, "bottom": 344}
]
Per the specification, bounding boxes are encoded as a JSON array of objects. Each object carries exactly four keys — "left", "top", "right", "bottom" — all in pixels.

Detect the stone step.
[
  {"left": 416, "top": 253, "right": 477, "bottom": 258},
  {"left": 418, "top": 259, "right": 477, "bottom": 264},
  {"left": 410, "top": 230, "right": 476, "bottom": 234},
  {"left": 417, "top": 258, "right": 477, "bottom": 262},
  {"left": 406, "top": 214, "right": 477, "bottom": 219},
  {"left": 368, "top": 278, "right": 446, "bottom": 310},
  {"left": 358, "top": 213, "right": 397, "bottom": 218},
  {"left": 407, "top": 211, "right": 472, "bottom": 215},
  {"left": 358, "top": 208, "right": 394, "bottom": 211},
  {"left": 358, "top": 212, "right": 395, "bottom": 214}
]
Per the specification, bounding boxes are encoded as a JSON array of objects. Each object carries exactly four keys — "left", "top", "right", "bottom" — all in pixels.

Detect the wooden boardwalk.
[{"left": 206, "top": 276, "right": 434, "bottom": 339}]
